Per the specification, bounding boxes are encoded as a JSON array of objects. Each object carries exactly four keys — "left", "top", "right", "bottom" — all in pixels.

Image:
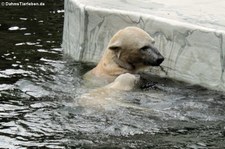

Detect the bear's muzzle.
[{"left": 143, "top": 45, "right": 164, "bottom": 66}]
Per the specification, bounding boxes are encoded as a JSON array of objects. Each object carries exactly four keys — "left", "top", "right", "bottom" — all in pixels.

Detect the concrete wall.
[{"left": 62, "top": 0, "right": 225, "bottom": 91}]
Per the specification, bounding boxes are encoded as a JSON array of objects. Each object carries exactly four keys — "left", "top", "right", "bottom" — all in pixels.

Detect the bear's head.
[{"left": 108, "top": 27, "right": 164, "bottom": 70}]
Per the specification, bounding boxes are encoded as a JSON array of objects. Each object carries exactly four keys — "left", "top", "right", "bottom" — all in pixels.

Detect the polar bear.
[
  {"left": 78, "top": 73, "right": 141, "bottom": 110},
  {"left": 83, "top": 27, "right": 164, "bottom": 86}
]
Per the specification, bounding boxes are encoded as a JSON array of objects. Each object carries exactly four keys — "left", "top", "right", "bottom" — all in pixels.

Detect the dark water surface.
[{"left": 0, "top": 0, "right": 225, "bottom": 148}]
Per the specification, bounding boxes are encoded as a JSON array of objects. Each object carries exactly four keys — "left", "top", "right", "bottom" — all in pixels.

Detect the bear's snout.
[
  {"left": 155, "top": 55, "right": 164, "bottom": 66},
  {"left": 142, "top": 45, "right": 164, "bottom": 66}
]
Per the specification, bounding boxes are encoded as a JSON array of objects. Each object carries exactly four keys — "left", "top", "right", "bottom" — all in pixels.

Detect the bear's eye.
[{"left": 140, "top": 46, "right": 149, "bottom": 51}]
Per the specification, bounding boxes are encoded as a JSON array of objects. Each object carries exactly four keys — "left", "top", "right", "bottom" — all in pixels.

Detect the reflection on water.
[{"left": 0, "top": 0, "right": 225, "bottom": 148}]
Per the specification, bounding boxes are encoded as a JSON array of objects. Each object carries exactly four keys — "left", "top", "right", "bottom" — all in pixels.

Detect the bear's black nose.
[{"left": 156, "top": 56, "right": 164, "bottom": 65}]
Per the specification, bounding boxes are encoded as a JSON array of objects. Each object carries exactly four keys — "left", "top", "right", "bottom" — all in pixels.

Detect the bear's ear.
[
  {"left": 108, "top": 41, "right": 122, "bottom": 51},
  {"left": 109, "top": 45, "right": 121, "bottom": 51}
]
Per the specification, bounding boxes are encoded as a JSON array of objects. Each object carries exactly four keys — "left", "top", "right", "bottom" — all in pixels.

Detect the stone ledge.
[{"left": 62, "top": 0, "right": 225, "bottom": 91}]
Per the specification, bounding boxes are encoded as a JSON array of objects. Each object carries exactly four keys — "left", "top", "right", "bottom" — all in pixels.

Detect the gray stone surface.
[{"left": 62, "top": 0, "right": 225, "bottom": 91}]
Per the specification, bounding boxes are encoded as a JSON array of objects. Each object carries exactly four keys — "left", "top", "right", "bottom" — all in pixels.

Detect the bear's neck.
[{"left": 98, "top": 50, "right": 133, "bottom": 76}]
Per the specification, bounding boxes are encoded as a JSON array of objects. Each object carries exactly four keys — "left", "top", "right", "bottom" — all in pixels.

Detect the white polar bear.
[{"left": 78, "top": 73, "right": 141, "bottom": 110}]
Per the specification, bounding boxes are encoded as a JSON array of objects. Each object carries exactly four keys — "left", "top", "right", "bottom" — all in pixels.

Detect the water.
[{"left": 0, "top": 0, "right": 225, "bottom": 148}]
